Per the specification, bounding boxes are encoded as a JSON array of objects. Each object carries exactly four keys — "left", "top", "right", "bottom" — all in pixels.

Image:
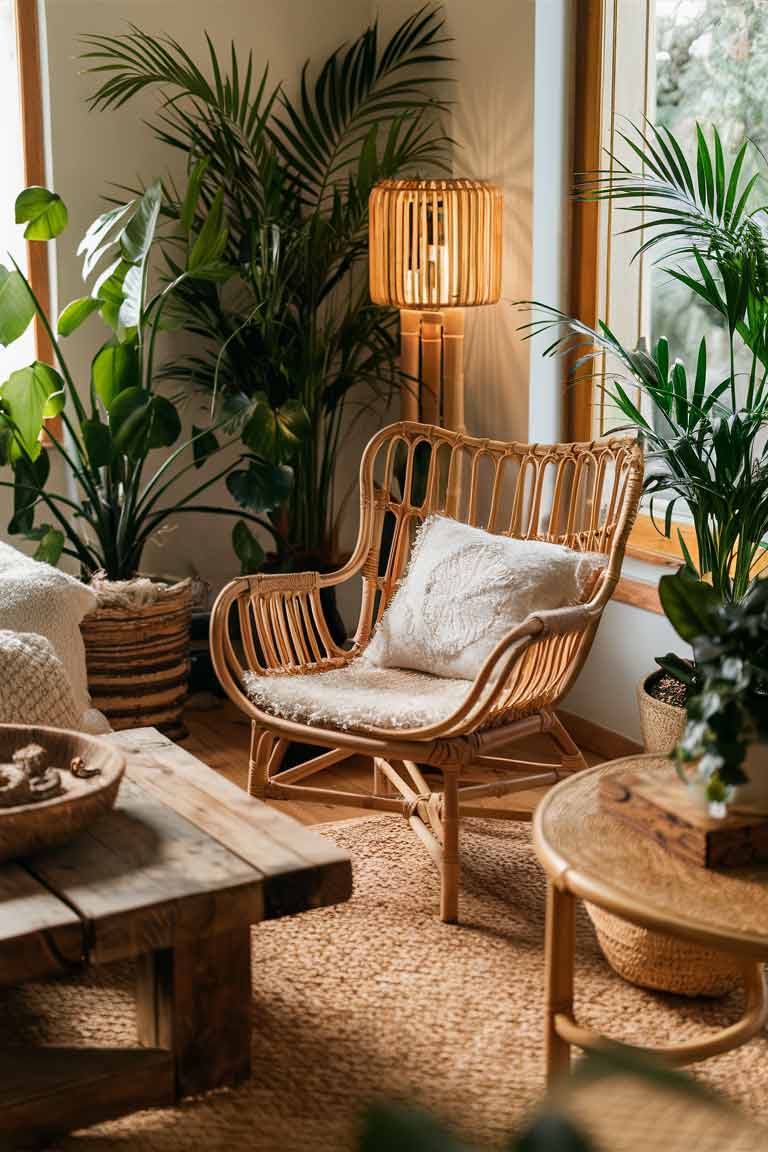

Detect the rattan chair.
[{"left": 210, "top": 422, "right": 643, "bottom": 922}]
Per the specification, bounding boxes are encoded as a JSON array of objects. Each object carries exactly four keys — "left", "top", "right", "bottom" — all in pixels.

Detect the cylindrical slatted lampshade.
[{"left": 369, "top": 178, "right": 503, "bottom": 309}]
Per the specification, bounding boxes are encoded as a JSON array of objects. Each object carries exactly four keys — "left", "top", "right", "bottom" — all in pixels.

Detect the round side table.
[{"left": 533, "top": 754, "right": 768, "bottom": 1085}]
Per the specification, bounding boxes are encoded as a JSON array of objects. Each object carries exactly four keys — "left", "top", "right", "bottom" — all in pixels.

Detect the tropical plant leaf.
[
  {"left": 32, "top": 525, "right": 65, "bottom": 565},
  {"left": 58, "top": 296, "right": 102, "bottom": 336},
  {"left": 1, "top": 363, "right": 65, "bottom": 457},
  {"left": 0, "top": 266, "right": 35, "bottom": 347},
  {"left": 232, "top": 518, "right": 265, "bottom": 574},
  {"left": 15, "top": 187, "right": 68, "bottom": 240},
  {"left": 91, "top": 340, "right": 140, "bottom": 409}
]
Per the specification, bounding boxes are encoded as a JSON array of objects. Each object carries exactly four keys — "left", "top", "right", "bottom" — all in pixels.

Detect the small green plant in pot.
[
  {"left": 0, "top": 180, "right": 295, "bottom": 733},
  {"left": 660, "top": 567, "right": 768, "bottom": 810}
]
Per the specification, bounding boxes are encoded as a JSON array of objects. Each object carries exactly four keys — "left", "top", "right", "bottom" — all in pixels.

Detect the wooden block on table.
[{"left": 599, "top": 771, "right": 768, "bottom": 869}]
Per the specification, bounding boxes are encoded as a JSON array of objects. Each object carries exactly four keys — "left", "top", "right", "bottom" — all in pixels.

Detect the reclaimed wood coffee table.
[
  {"left": 0, "top": 727, "right": 352, "bottom": 1146},
  {"left": 533, "top": 755, "right": 768, "bottom": 1085}
]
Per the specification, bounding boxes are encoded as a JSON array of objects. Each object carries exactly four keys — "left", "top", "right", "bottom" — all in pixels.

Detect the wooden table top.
[
  {"left": 534, "top": 755, "right": 768, "bottom": 959},
  {"left": 0, "top": 727, "right": 352, "bottom": 986}
]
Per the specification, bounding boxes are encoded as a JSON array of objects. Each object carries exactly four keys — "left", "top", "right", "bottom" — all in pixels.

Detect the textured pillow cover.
[
  {"left": 0, "top": 541, "right": 96, "bottom": 718},
  {"left": 364, "top": 515, "right": 606, "bottom": 680},
  {"left": 0, "top": 629, "right": 80, "bottom": 729}
]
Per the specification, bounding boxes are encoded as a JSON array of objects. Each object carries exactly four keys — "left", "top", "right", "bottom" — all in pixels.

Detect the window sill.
[{"left": 625, "top": 513, "right": 698, "bottom": 569}]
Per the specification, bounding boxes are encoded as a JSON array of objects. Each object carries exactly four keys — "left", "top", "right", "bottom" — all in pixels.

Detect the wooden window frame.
[
  {"left": 15, "top": 0, "right": 53, "bottom": 366},
  {"left": 569, "top": 0, "right": 692, "bottom": 569}
]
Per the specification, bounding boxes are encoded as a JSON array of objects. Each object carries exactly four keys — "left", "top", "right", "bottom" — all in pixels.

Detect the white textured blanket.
[{"left": 0, "top": 540, "right": 97, "bottom": 720}]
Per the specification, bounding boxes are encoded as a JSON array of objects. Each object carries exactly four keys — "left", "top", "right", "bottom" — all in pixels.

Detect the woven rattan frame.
[{"left": 210, "top": 421, "right": 644, "bottom": 922}]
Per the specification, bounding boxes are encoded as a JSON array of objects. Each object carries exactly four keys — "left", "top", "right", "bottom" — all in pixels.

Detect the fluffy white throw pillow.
[
  {"left": 364, "top": 515, "right": 606, "bottom": 680},
  {"left": 0, "top": 541, "right": 96, "bottom": 717},
  {"left": 0, "top": 629, "right": 80, "bottom": 729}
]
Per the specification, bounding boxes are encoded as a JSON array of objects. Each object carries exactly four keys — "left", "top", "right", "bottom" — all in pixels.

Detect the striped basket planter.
[{"left": 80, "top": 581, "right": 193, "bottom": 740}]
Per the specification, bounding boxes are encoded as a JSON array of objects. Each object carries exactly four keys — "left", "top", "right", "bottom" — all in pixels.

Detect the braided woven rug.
[{"left": 3, "top": 816, "right": 766, "bottom": 1150}]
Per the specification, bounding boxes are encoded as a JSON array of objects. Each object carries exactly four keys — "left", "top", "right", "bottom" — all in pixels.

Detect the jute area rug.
[{"left": 3, "top": 816, "right": 767, "bottom": 1151}]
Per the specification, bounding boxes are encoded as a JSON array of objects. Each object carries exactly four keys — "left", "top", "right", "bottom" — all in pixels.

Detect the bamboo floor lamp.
[{"left": 369, "top": 178, "right": 503, "bottom": 433}]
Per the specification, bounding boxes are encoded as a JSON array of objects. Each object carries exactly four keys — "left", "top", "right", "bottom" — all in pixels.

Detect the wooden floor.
[{"left": 182, "top": 699, "right": 601, "bottom": 827}]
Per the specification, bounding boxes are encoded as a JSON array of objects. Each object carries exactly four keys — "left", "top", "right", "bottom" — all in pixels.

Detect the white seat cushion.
[
  {"left": 365, "top": 515, "right": 606, "bottom": 680},
  {"left": 244, "top": 661, "right": 472, "bottom": 732}
]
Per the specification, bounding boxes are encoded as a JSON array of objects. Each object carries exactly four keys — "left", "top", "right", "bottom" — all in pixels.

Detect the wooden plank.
[
  {"left": 0, "top": 864, "right": 83, "bottom": 986},
  {"left": 25, "top": 777, "right": 264, "bottom": 965},
  {"left": 112, "top": 728, "right": 353, "bottom": 919},
  {"left": 626, "top": 513, "right": 698, "bottom": 568},
  {"left": 0, "top": 1045, "right": 173, "bottom": 1146},
  {"left": 600, "top": 771, "right": 768, "bottom": 869},
  {"left": 136, "top": 924, "right": 252, "bottom": 1097}
]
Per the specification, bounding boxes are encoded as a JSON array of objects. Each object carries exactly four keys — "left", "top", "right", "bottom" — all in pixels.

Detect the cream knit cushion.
[
  {"left": 365, "top": 515, "right": 606, "bottom": 680},
  {"left": 0, "top": 629, "right": 80, "bottom": 729},
  {"left": 0, "top": 541, "right": 96, "bottom": 718},
  {"left": 244, "top": 662, "right": 472, "bottom": 732}
]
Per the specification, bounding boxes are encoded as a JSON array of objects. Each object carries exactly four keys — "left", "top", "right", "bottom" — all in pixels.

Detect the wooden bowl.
[{"left": 0, "top": 724, "right": 125, "bottom": 863}]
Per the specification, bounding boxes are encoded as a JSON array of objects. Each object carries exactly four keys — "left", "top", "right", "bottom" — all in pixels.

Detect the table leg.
[
  {"left": 136, "top": 924, "right": 252, "bottom": 1097},
  {"left": 544, "top": 881, "right": 576, "bottom": 1085}
]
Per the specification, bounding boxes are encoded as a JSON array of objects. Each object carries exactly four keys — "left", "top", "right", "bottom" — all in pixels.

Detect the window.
[
  {"left": 570, "top": 0, "right": 765, "bottom": 566},
  {"left": 652, "top": 0, "right": 767, "bottom": 393}
]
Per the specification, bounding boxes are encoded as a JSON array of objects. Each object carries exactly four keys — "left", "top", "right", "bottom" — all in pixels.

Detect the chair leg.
[
  {"left": 247, "top": 724, "right": 272, "bottom": 798},
  {"left": 547, "top": 713, "right": 588, "bottom": 776},
  {"left": 440, "top": 767, "right": 460, "bottom": 924},
  {"left": 373, "top": 756, "right": 395, "bottom": 797}
]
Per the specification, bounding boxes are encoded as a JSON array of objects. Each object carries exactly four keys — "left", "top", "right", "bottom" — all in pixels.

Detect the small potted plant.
[
  {"left": 0, "top": 180, "right": 296, "bottom": 735},
  {"left": 661, "top": 567, "right": 768, "bottom": 812}
]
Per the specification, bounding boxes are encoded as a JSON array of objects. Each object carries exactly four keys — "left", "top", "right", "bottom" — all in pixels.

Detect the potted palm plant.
[
  {"left": 79, "top": 7, "right": 452, "bottom": 579},
  {"left": 0, "top": 180, "right": 295, "bottom": 736},
  {"left": 661, "top": 567, "right": 768, "bottom": 811},
  {"left": 524, "top": 120, "right": 768, "bottom": 996}
]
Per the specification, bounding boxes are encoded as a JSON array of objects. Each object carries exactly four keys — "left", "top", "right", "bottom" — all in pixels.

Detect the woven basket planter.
[
  {"left": 637, "top": 671, "right": 686, "bottom": 754},
  {"left": 587, "top": 668, "right": 740, "bottom": 999},
  {"left": 80, "top": 581, "right": 193, "bottom": 740}
]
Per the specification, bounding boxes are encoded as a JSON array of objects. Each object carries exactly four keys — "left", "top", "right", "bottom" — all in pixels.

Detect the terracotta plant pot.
[
  {"left": 586, "top": 668, "right": 740, "bottom": 999},
  {"left": 636, "top": 670, "right": 687, "bottom": 754},
  {"left": 80, "top": 581, "right": 193, "bottom": 740}
]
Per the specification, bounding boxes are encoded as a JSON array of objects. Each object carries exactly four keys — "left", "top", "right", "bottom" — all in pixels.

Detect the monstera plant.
[{"left": 0, "top": 180, "right": 293, "bottom": 580}]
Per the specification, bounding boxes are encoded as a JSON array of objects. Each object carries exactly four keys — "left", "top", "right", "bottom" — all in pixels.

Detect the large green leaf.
[
  {"left": 232, "top": 519, "right": 265, "bottom": 574},
  {"left": 242, "top": 394, "right": 310, "bottom": 461},
  {"left": 91, "top": 340, "right": 139, "bottom": 409},
  {"left": 226, "top": 458, "right": 293, "bottom": 513},
  {"left": 15, "top": 187, "right": 68, "bottom": 240},
  {"left": 9, "top": 452, "right": 49, "bottom": 535},
  {"left": 109, "top": 387, "right": 181, "bottom": 459},
  {"left": 1, "top": 363, "right": 66, "bottom": 457},
  {"left": 120, "top": 182, "right": 162, "bottom": 263},
  {"left": 81, "top": 418, "right": 114, "bottom": 468},
  {"left": 0, "top": 266, "right": 35, "bottom": 347},
  {"left": 32, "top": 525, "right": 65, "bottom": 565},
  {"left": 191, "top": 423, "right": 219, "bottom": 468},
  {"left": 658, "top": 569, "right": 722, "bottom": 643},
  {"left": 57, "top": 296, "right": 102, "bottom": 336},
  {"left": 77, "top": 200, "right": 135, "bottom": 278}
]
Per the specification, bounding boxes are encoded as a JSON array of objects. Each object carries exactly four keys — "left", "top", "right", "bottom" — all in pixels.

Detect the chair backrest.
[{"left": 346, "top": 422, "right": 643, "bottom": 645}]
